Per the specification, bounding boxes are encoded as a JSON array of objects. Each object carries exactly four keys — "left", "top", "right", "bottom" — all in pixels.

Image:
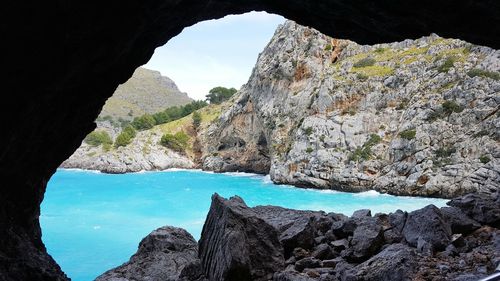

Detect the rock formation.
[
  {"left": 198, "top": 194, "right": 284, "bottom": 281},
  {"left": 99, "top": 192, "right": 500, "bottom": 280},
  {"left": 96, "top": 226, "right": 206, "bottom": 281},
  {"left": 2, "top": 0, "right": 500, "bottom": 279},
  {"left": 202, "top": 21, "right": 500, "bottom": 198},
  {"left": 61, "top": 126, "right": 195, "bottom": 173}
]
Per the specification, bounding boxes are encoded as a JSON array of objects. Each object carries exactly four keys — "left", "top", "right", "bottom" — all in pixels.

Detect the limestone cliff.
[
  {"left": 62, "top": 68, "right": 199, "bottom": 173},
  {"left": 61, "top": 104, "right": 223, "bottom": 173},
  {"left": 201, "top": 21, "right": 500, "bottom": 198}
]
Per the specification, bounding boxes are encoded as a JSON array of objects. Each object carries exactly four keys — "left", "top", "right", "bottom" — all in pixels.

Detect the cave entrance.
[{"left": 3, "top": 1, "right": 499, "bottom": 280}]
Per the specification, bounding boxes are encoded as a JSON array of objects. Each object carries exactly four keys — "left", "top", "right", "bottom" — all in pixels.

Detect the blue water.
[{"left": 41, "top": 169, "right": 447, "bottom": 281}]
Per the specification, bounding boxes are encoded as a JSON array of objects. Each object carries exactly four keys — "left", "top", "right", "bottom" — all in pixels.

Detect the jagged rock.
[
  {"left": 351, "top": 209, "right": 371, "bottom": 218},
  {"left": 417, "top": 237, "right": 434, "bottom": 255},
  {"left": 344, "top": 219, "right": 384, "bottom": 262},
  {"left": 100, "top": 194, "right": 500, "bottom": 281},
  {"left": 342, "top": 244, "right": 417, "bottom": 281},
  {"left": 294, "top": 257, "right": 321, "bottom": 272},
  {"left": 331, "top": 239, "right": 349, "bottom": 252},
  {"left": 331, "top": 218, "right": 358, "bottom": 239},
  {"left": 198, "top": 194, "right": 284, "bottom": 281},
  {"left": 403, "top": 205, "right": 452, "bottom": 250},
  {"left": 311, "top": 243, "right": 334, "bottom": 260},
  {"left": 377, "top": 210, "right": 407, "bottom": 244},
  {"left": 441, "top": 206, "right": 481, "bottom": 234},
  {"left": 95, "top": 226, "right": 205, "bottom": 281},
  {"left": 447, "top": 192, "right": 500, "bottom": 227},
  {"left": 201, "top": 21, "right": 500, "bottom": 199},
  {"left": 253, "top": 206, "right": 322, "bottom": 257}
]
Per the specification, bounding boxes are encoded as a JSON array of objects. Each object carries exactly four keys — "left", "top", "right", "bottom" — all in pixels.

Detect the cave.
[{"left": 1, "top": 1, "right": 499, "bottom": 279}]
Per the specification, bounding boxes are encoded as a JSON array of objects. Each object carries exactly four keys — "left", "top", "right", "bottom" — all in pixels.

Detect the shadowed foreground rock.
[
  {"left": 96, "top": 226, "right": 205, "bottom": 281},
  {"left": 99, "top": 192, "right": 499, "bottom": 280},
  {"left": 198, "top": 194, "right": 285, "bottom": 281}
]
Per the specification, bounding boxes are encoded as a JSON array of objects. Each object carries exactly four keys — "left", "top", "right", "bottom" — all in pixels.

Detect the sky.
[{"left": 144, "top": 11, "right": 285, "bottom": 101}]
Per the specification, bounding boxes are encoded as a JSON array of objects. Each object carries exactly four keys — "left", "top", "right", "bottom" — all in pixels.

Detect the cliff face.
[
  {"left": 99, "top": 67, "right": 192, "bottom": 120},
  {"left": 61, "top": 68, "right": 199, "bottom": 173},
  {"left": 202, "top": 21, "right": 500, "bottom": 198}
]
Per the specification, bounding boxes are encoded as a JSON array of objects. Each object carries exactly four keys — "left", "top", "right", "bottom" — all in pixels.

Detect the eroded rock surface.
[
  {"left": 198, "top": 194, "right": 285, "bottom": 281},
  {"left": 201, "top": 21, "right": 500, "bottom": 198},
  {"left": 96, "top": 226, "right": 205, "bottom": 281}
]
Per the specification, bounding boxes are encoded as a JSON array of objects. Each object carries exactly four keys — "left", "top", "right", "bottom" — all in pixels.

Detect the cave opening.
[{"left": 2, "top": 1, "right": 499, "bottom": 281}]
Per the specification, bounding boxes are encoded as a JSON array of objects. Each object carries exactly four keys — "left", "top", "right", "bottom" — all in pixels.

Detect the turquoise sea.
[{"left": 41, "top": 169, "right": 448, "bottom": 281}]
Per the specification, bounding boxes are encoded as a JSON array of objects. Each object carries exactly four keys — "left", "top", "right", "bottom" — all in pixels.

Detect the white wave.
[
  {"left": 353, "top": 190, "right": 383, "bottom": 197},
  {"left": 224, "top": 171, "right": 263, "bottom": 178},
  {"left": 162, "top": 168, "right": 214, "bottom": 174},
  {"left": 261, "top": 175, "right": 273, "bottom": 184},
  {"left": 58, "top": 168, "right": 102, "bottom": 174},
  {"left": 317, "top": 189, "right": 339, "bottom": 194}
]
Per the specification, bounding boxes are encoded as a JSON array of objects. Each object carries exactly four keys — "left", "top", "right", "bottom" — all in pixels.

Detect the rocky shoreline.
[{"left": 96, "top": 191, "right": 499, "bottom": 281}]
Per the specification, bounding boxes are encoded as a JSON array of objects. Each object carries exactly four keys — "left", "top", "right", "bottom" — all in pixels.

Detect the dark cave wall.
[{"left": 1, "top": 0, "right": 499, "bottom": 279}]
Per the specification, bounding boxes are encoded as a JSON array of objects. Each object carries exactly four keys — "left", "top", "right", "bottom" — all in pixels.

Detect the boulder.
[
  {"left": 447, "top": 192, "right": 500, "bottom": 228},
  {"left": 440, "top": 206, "right": 481, "bottom": 234},
  {"left": 253, "top": 206, "right": 321, "bottom": 257},
  {"left": 344, "top": 219, "right": 384, "bottom": 262},
  {"left": 331, "top": 239, "right": 349, "bottom": 252},
  {"left": 198, "top": 194, "right": 284, "bottom": 281},
  {"left": 95, "top": 226, "right": 205, "bottom": 281},
  {"left": 384, "top": 210, "right": 407, "bottom": 243},
  {"left": 402, "top": 205, "right": 452, "bottom": 250},
  {"left": 294, "top": 257, "right": 322, "bottom": 272},
  {"left": 311, "top": 243, "right": 334, "bottom": 260},
  {"left": 331, "top": 217, "right": 358, "bottom": 239},
  {"left": 342, "top": 244, "right": 417, "bottom": 281},
  {"left": 352, "top": 209, "right": 371, "bottom": 218}
]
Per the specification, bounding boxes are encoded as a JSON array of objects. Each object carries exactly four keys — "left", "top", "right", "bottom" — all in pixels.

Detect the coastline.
[{"left": 55, "top": 167, "right": 454, "bottom": 201}]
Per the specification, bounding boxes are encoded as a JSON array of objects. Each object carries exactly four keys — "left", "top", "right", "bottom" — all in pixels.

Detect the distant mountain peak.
[{"left": 99, "top": 67, "right": 192, "bottom": 120}]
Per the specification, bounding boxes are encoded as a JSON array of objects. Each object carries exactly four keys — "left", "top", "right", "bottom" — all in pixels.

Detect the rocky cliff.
[
  {"left": 201, "top": 21, "right": 500, "bottom": 198},
  {"left": 99, "top": 67, "right": 192, "bottom": 121},
  {"left": 61, "top": 104, "right": 223, "bottom": 173}
]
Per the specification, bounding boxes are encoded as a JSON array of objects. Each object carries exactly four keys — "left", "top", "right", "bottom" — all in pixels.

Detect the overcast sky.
[{"left": 144, "top": 11, "right": 285, "bottom": 101}]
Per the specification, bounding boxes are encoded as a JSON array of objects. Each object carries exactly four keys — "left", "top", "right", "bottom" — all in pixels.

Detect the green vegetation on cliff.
[
  {"left": 160, "top": 131, "right": 189, "bottom": 153},
  {"left": 206, "top": 87, "right": 237, "bottom": 104},
  {"left": 114, "top": 126, "right": 137, "bottom": 148},
  {"left": 84, "top": 131, "right": 113, "bottom": 147}
]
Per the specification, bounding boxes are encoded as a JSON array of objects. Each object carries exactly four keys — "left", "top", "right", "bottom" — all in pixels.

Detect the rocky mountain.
[
  {"left": 98, "top": 67, "right": 192, "bottom": 121},
  {"left": 200, "top": 21, "right": 500, "bottom": 198}
]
